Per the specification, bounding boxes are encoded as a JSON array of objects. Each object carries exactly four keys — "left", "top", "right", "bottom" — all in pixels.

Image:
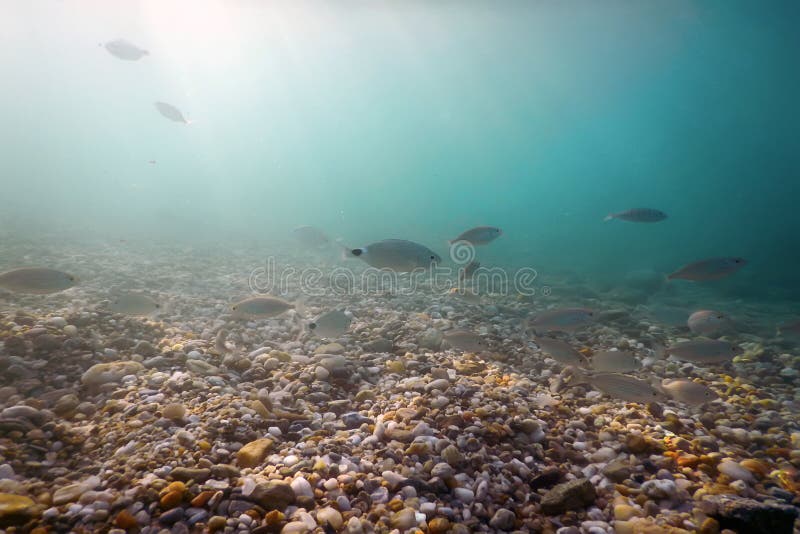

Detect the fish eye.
[
  {"left": 309, "top": 322, "right": 317, "bottom": 330},
  {"left": 155, "top": 304, "right": 161, "bottom": 308},
  {"left": 232, "top": 306, "right": 238, "bottom": 310}
]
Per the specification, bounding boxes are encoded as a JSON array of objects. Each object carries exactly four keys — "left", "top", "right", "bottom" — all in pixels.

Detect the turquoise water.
[{"left": 1, "top": 1, "right": 797, "bottom": 296}]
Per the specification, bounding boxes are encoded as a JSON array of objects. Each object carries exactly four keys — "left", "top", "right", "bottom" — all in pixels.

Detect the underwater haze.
[
  {"left": 5, "top": 2, "right": 800, "bottom": 533},
  {"left": 2, "top": 0, "right": 798, "bottom": 295}
]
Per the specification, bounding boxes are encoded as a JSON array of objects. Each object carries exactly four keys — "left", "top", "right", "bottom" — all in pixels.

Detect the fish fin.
[{"left": 603, "top": 214, "right": 615, "bottom": 222}]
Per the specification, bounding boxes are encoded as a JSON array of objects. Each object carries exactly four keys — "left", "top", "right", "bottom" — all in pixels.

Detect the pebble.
[
  {"left": 236, "top": 438, "right": 274, "bottom": 468},
  {"left": 316, "top": 506, "right": 343, "bottom": 529},
  {"left": 489, "top": 508, "right": 516, "bottom": 530},
  {"left": 290, "top": 477, "right": 314, "bottom": 498}
]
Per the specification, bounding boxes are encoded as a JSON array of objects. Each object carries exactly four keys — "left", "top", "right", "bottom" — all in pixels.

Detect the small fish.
[
  {"left": 529, "top": 307, "right": 594, "bottom": 333},
  {"left": 293, "top": 226, "right": 330, "bottom": 248},
  {"left": 668, "top": 257, "right": 747, "bottom": 281},
  {"left": 688, "top": 310, "right": 731, "bottom": 336},
  {"left": 449, "top": 226, "right": 502, "bottom": 245},
  {"left": 103, "top": 39, "right": 148, "bottom": 61},
  {"left": 447, "top": 287, "right": 482, "bottom": 305},
  {"left": 665, "top": 339, "right": 742, "bottom": 364},
  {"left": 154, "top": 102, "right": 190, "bottom": 124},
  {"left": 661, "top": 379, "right": 719, "bottom": 405},
  {"left": 574, "top": 370, "right": 669, "bottom": 403},
  {"left": 109, "top": 293, "right": 160, "bottom": 316},
  {"left": 535, "top": 337, "right": 587, "bottom": 366},
  {"left": 604, "top": 208, "right": 667, "bottom": 223},
  {"left": 590, "top": 350, "right": 641, "bottom": 372},
  {"left": 148, "top": 160, "right": 157, "bottom": 165},
  {"left": 0, "top": 268, "right": 76, "bottom": 294},
  {"left": 308, "top": 310, "right": 352, "bottom": 339},
  {"left": 459, "top": 260, "right": 481, "bottom": 281},
  {"left": 443, "top": 330, "right": 488, "bottom": 352},
  {"left": 231, "top": 296, "right": 294, "bottom": 319},
  {"left": 346, "top": 239, "right": 440, "bottom": 272}
]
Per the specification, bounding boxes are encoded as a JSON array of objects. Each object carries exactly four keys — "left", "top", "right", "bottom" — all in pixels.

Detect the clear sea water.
[{"left": 2, "top": 1, "right": 798, "bottom": 300}]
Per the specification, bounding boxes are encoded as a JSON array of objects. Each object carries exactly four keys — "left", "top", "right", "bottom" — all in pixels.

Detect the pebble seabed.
[{"left": 1, "top": 245, "right": 799, "bottom": 534}]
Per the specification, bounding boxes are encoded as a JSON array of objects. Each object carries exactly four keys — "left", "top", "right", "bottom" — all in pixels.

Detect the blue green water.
[{"left": 1, "top": 1, "right": 797, "bottom": 298}]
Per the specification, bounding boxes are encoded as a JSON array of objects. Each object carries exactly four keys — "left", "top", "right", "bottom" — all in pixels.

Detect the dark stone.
[
  {"left": 530, "top": 468, "right": 562, "bottom": 490},
  {"left": 540, "top": 478, "right": 597, "bottom": 515},
  {"left": 169, "top": 467, "right": 211, "bottom": 483},
  {"left": 603, "top": 460, "right": 632, "bottom": 483},
  {"left": 700, "top": 495, "right": 799, "bottom": 534},
  {"left": 250, "top": 481, "right": 296, "bottom": 511},
  {"left": 210, "top": 464, "right": 240, "bottom": 479},
  {"left": 342, "top": 412, "right": 374, "bottom": 429},
  {"left": 158, "top": 507, "right": 184, "bottom": 525}
]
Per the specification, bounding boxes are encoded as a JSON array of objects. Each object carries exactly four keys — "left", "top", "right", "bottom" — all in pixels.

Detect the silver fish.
[
  {"left": 604, "top": 208, "right": 667, "bottom": 223},
  {"left": 668, "top": 257, "right": 747, "bottom": 281},
  {"left": 309, "top": 310, "right": 352, "bottom": 339},
  {"left": 688, "top": 310, "right": 731, "bottom": 336},
  {"left": 577, "top": 371, "right": 669, "bottom": 403},
  {"left": 154, "top": 102, "right": 190, "bottom": 124},
  {"left": 535, "top": 337, "right": 587, "bottom": 366},
  {"left": 590, "top": 350, "right": 640, "bottom": 372},
  {"left": 109, "top": 293, "right": 160, "bottom": 316},
  {"left": 0, "top": 268, "right": 76, "bottom": 294},
  {"left": 443, "top": 330, "right": 488, "bottom": 352},
  {"left": 103, "top": 39, "right": 148, "bottom": 61},
  {"left": 449, "top": 226, "right": 502, "bottom": 245},
  {"left": 293, "top": 226, "right": 330, "bottom": 248},
  {"left": 232, "top": 296, "right": 294, "bottom": 319},
  {"left": 665, "top": 339, "right": 741, "bottom": 364},
  {"left": 347, "top": 239, "right": 440, "bottom": 272},
  {"left": 529, "top": 307, "right": 594, "bottom": 333},
  {"left": 661, "top": 379, "right": 719, "bottom": 405}
]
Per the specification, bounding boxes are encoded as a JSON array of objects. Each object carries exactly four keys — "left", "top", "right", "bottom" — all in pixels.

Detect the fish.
[
  {"left": 667, "top": 257, "right": 747, "bottom": 281},
  {"left": 308, "top": 310, "right": 352, "bottom": 339},
  {"left": 293, "top": 226, "right": 330, "bottom": 248},
  {"left": 688, "top": 310, "right": 731, "bottom": 336},
  {"left": 529, "top": 307, "right": 594, "bottom": 333},
  {"left": 0, "top": 268, "right": 76, "bottom": 294},
  {"left": 442, "top": 330, "right": 488, "bottom": 352},
  {"left": 447, "top": 287, "right": 482, "bottom": 304},
  {"left": 449, "top": 226, "right": 502, "bottom": 245},
  {"left": 154, "top": 102, "right": 190, "bottom": 124},
  {"left": 665, "top": 339, "right": 742, "bottom": 364},
  {"left": 573, "top": 370, "right": 669, "bottom": 403},
  {"left": 590, "top": 350, "right": 641, "bottom": 372},
  {"left": 103, "top": 39, "right": 148, "bottom": 61},
  {"left": 346, "top": 239, "right": 441, "bottom": 272},
  {"left": 534, "top": 337, "right": 587, "bottom": 366},
  {"left": 231, "top": 296, "right": 294, "bottom": 319},
  {"left": 459, "top": 260, "right": 481, "bottom": 281},
  {"left": 604, "top": 208, "right": 667, "bottom": 223},
  {"left": 109, "top": 293, "right": 160, "bottom": 316},
  {"left": 661, "top": 379, "right": 719, "bottom": 405}
]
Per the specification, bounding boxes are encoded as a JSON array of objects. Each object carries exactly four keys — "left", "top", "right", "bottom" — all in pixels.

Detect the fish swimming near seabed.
[
  {"left": 667, "top": 258, "right": 747, "bottom": 281},
  {"left": 344, "top": 239, "right": 441, "bottom": 272},
  {"left": 0, "top": 268, "right": 77, "bottom": 294},
  {"left": 604, "top": 208, "right": 667, "bottom": 223}
]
